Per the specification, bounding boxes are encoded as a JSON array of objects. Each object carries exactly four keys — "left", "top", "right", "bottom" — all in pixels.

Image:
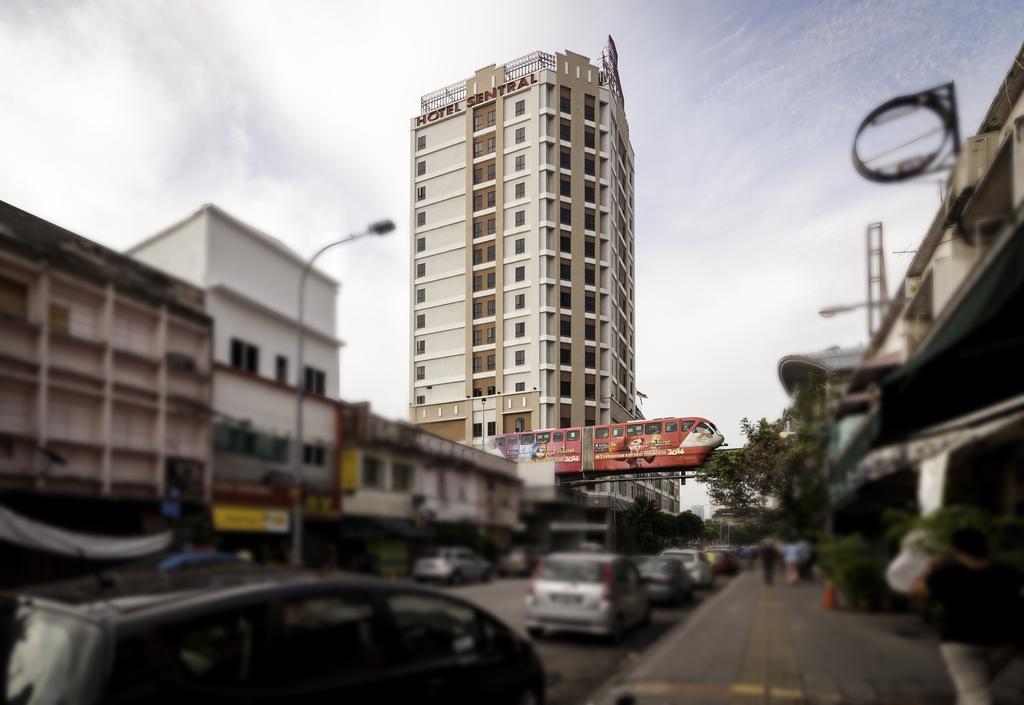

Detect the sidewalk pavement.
[{"left": 593, "top": 570, "right": 1024, "bottom": 705}]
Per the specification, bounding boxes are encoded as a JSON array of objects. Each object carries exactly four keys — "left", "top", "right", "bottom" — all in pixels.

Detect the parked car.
[
  {"left": 497, "top": 546, "right": 542, "bottom": 577},
  {"left": 630, "top": 555, "right": 694, "bottom": 605},
  {"left": 660, "top": 548, "right": 715, "bottom": 588},
  {"left": 413, "top": 546, "right": 494, "bottom": 584},
  {"left": 706, "top": 547, "right": 740, "bottom": 575},
  {"left": 157, "top": 551, "right": 252, "bottom": 571},
  {"left": 4, "top": 571, "right": 544, "bottom": 705},
  {"left": 525, "top": 552, "right": 650, "bottom": 643}
]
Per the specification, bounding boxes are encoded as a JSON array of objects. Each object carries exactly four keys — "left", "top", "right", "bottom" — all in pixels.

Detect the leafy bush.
[
  {"left": 883, "top": 505, "right": 1024, "bottom": 569},
  {"left": 818, "top": 534, "right": 888, "bottom": 610}
]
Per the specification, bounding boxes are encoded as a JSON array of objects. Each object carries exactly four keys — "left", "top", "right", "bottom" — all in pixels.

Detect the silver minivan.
[
  {"left": 661, "top": 548, "right": 715, "bottom": 588},
  {"left": 524, "top": 552, "right": 649, "bottom": 642},
  {"left": 413, "top": 546, "right": 494, "bottom": 584}
]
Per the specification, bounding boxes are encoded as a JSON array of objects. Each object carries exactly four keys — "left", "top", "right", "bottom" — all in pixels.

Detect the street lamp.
[
  {"left": 815, "top": 295, "right": 913, "bottom": 317},
  {"left": 291, "top": 218, "right": 395, "bottom": 567},
  {"left": 817, "top": 300, "right": 892, "bottom": 318}
]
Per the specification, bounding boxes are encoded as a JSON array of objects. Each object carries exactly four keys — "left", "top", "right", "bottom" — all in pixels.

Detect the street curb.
[{"left": 586, "top": 571, "right": 753, "bottom": 704}]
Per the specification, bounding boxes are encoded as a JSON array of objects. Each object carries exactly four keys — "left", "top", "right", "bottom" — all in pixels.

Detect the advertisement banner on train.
[{"left": 495, "top": 431, "right": 580, "bottom": 463}]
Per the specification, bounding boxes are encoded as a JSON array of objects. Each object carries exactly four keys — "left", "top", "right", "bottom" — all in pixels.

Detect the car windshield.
[
  {"left": 633, "top": 558, "right": 674, "bottom": 573},
  {"left": 1, "top": 600, "right": 102, "bottom": 705},
  {"left": 539, "top": 559, "right": 603, "bottom": 583},
  {"left": 665, "top": 552, "right": 696, "bottom": 563}
]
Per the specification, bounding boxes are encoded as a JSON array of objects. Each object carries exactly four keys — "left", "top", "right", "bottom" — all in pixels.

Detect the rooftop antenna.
[{"left": 866, "top": 222, "right": 889, "bottom": 338}]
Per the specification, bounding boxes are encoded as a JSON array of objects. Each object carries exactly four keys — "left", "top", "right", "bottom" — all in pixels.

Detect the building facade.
[
  {"left": 129, "top": 205, "right": 342, "bottom": 560},
  {"left": 0, "top": 200, "right": 213, "bottom": 583},
  {"left": 410, "top": 43, "right": 638, "bottom": 446},
  {"left": 827, "top": 42, "right": 1024, "bottom": 532},
  {"left": 337, "top": 401, "right": 521, "bottom": 575}
]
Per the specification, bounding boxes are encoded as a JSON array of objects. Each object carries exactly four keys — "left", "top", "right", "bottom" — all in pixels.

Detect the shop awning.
[
  {"left": 858, "top": 401, "right": 1024, "bottom": 486},
  {"left": 877, "top": 221, "right": 1024, "bottom": 445},
  {"left": 339, "top": 516, "right": 431, "bottom": 539},
  {"left": 0, "top": 504, "right": 171, "bottom": 560}
]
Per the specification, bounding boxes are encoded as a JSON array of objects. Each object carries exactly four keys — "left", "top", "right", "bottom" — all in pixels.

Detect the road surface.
[{"left": 448, "top": 577, "right": 723, "bottom": 705}]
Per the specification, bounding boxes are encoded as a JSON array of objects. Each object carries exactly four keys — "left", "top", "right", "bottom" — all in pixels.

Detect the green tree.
[
  {"left": 696, "top": 375, "right": 830, "bottom": 535},
  {"left": 674, "top": 510, "right": 705, "bottom": 545},
  {"left": 623, "top": 496, "right": 661, "bottom": 552}
]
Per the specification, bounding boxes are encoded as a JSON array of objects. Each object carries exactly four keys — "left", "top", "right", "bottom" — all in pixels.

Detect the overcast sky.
[{"left": 2, "top": 1, "right": 1021, "bottom": 510}]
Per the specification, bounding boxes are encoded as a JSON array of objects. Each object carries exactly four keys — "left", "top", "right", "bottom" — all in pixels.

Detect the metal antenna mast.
[{"left": 866, "top": 222, "right": 888, "bottom": 338}]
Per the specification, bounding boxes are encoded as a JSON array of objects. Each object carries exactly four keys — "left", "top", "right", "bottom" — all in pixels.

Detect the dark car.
[
  {"left": 630, "top": 555, "right": 694, "bottom": 605},
  {"left": 706, "top": 547, "right": 740, "bottom": 575},
  {"left": 2, "top": 570, "right": 545, "bottom": 705}
]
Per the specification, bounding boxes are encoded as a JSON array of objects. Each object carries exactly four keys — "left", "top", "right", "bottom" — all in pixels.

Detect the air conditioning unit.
[
  {"left": 950, "top": 131, "right": 1001, "bottom": 203},
  {"left": 166, "top": 352, "right": 197, "bottom": 372}
]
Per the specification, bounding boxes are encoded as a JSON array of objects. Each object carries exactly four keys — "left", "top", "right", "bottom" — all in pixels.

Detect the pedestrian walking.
[
  {"left": 760, "top": 540, "right": 777, "bottom": 585},
  {"left": 910, "top": 528, "right": 1023, "bottom": 705},
  {"left": 797, "top": 538, "right": 813, "bottom": 581},
  {"left": 783, "top": 540, "right": 801, "bottom": 585}
]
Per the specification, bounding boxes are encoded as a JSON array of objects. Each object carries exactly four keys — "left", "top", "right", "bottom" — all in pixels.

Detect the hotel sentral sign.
[{"left": 416, "top": 74, "right": 538, "bottom": 127}]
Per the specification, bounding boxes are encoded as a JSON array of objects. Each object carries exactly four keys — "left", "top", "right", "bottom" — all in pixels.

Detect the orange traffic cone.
[{"left": 822, "top": 580, "right": 838, "bottom": 609}]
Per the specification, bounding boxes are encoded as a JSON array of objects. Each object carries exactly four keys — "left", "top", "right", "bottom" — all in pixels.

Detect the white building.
[
  {"left": 129, "top": 205, "right": 343, "bottom": 550},
  {"left": 409, "top": 42, "right": 638, "bottom": 445}
]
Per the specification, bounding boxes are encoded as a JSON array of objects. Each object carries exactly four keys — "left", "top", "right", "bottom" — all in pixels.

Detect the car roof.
[
  {"left": 544, "top": 551, "right": 619, "bottom": 561},
  {"left": 9, "top": 568, "right": 482, "bottom": 636}
]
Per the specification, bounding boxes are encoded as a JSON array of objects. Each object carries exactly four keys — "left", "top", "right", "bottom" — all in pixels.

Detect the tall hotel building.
[{"left": 410, "top": 43, "right": 637, "bottom": 446}]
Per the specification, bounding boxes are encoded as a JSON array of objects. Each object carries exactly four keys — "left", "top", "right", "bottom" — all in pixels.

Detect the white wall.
[
  {"left": 206, "top": 212, "right": 338, "bottom": 340},
  {"left": 208, "top": 292, "right": 339, "bottom": 398},
  {"left": 128, "top": 213, "right": 208, "bottom": 287}
]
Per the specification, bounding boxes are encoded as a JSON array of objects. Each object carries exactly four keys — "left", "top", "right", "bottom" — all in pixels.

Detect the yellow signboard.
[
  {"left": 212, "top": 504, "right": 290, "bottom": 534},
  {"left": 340, "top": 449, "right": 360, "bottom": 492}
]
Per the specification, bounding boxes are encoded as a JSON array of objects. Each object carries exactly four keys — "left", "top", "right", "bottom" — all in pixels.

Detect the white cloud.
[{"left": 0, "top": 0, "right": 1021, "bottom": 446}]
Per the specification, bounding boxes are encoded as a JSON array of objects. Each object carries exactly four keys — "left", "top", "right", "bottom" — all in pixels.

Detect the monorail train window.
[
  {"left": 567, "top": 430, "right": 580, "bottom": 440},
  {"left": 693, "top": 423, "right": 712, "bottom": 435},
  {"left": 680, "top": 421, "right": 695, "bottom": 431},
  {"left": 645, "top": 423, "right": 662, "bottom": 434},
  {"left": 496, "top": 437, "right": 505, "bottom": 446},
  {"left": 595, "top": 427, "right": 609, "bottom": 439},
  {"left": 521, "top": 434, "right": 535, "bottom": 444},
  {"left": 553, "top": 432, "right": 563, "bottom": 442},
  {"left": 665, "top": 422, "right": 678, "bottom": 433},
  {"left": 627, "top": 424, "right": 643, "bottom": 435},
  {"left": 537, "top": 433, "right": 550, "bottom": 443},
  {"left": 611, "top": 426, "right": 624, "bottom": 437}
]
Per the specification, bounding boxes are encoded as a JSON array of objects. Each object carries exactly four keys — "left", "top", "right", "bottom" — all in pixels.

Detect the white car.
[
  {"left": 413, "top": 546, "right": 494, "bottom": 584},
  {"left": 661, "top": 548, "right": 715, "bottom": 588},
  {"left": 525, "top": 552, "right": 650, "bottom": 643}
]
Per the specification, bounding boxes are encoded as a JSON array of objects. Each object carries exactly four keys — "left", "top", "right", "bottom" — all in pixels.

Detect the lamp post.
[{"left": 290, "top": 219, "right": 395, "bottom": 567}]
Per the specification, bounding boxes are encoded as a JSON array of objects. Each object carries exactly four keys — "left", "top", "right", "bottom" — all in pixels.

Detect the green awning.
[
  {"left": 828, "top": 412, "right": 880, "bottom": 505},
  {"left": 878, "top": 220, "right": 1024, "bottom": 445}
]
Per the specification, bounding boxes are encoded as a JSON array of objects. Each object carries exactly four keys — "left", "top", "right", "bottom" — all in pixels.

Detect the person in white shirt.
[{"left": 783, "top": 541, "right": 801, "bottom": 585}]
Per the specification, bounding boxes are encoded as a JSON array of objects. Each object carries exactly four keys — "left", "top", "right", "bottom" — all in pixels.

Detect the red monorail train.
[{"left": 490, "top": 417, "right": 725, "bottom": 475}]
